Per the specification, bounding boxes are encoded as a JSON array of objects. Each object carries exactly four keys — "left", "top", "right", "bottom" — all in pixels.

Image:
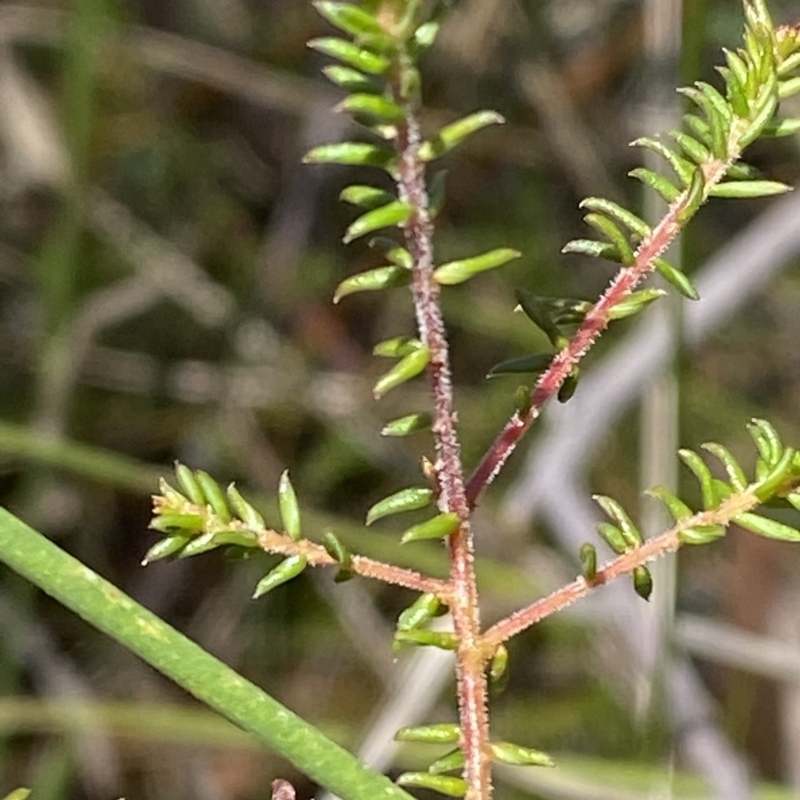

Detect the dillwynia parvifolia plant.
[{"left": 148, "top": 1, "right": 800, "bottom": 798}]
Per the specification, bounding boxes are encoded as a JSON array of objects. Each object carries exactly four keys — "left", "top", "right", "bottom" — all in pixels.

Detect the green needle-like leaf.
[{"left": 343, "top": 201, "right": 414, "bottom": 243}]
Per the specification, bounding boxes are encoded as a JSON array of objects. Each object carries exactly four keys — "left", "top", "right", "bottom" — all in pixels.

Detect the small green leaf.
[
  {"left": 180, "top": 530, "right": 258, "bottom": 557},
  {"left": 149, "top": 513, "right": 206, "bottom": 534},
  {"left": 710, "top": 180, "right": 791, "bottom": 198},
  {"left": 307, "top": 37, "right": 390, "bottom": 74},
  {"left": 583, "top": 213, "right": 635, "bottom": 265},
  {"left": 702, "top": 442, "right": 748, "bottom": 491},
  {"left": 433, "top": 248, "right": 521, "bottom": 286},
  {"left": 401, "top": 512, "right": 460, "bottom": 544},
  {"left": 779, "top": 76, "right": 800, "bottom": 99},
  {"left": 303, "top": 142, "right": 394, "bottom": 168},
  {"left": 366, "top": 487, "right": 434, "bottom": 525},
  {"left": 579, "top": 543, "right": 598, "bottom": 581},
  {"left": 344, "top": 201, "right": 414, "bottom": 243},
  {"left": 647, "top": 486, "right": 694, "bottom": 523},
  {"left": 678, "top": 449, "right": 720, "bottom": 510},
  {"left": 177, "top": 531, "right": 218, "bottom": 558},
  {"left": 734, "top": 512, "right": 800, "bottom": 542},
  {"left": 670, "top": 130, "right": 712, "bottom": 165},
  {"left": 412, "top": 20, "right": 441, "bottom": 52},
  {"left": 397, "top": 592, "right": 442, "bottom": 631},
  {"left": 632, "top": 137, "right": 694, "bottom": 186},
  {"left": 396, "top": 773, "right": 468, "bottom": 797},
  {"left": 693, "top": 80, "right": 732, "bottom": 121},
  {"left": 754, "top": 447, "right": 796, "bottom": 500},
  {"left": 368, "top": 237, "right": 413, "bottom": 268},
  {"left": 654, "top": 258, "right": 700, "bottom": 300},
  {"left": 489, "top": 741, "right": 555, "bottom": 768},
  {"left": 395, "top": 723, "right": 461, "bottom": 744},
  {"left": 252, "top": 555, "right": 308, "bottom": 598},
  {"left": 762, "top": 117, "right": 800, "bottom": 137},
  {"left": 428, "top": 749, "right": 466, "bottom": 775},
  {"left": 726, "top": 160, "right": 762, "bottom": 180},
  {"left": 373, "top": 345, "right": 430, "bottom": 398},
  {"left": 322, "top": 64, "right": 376, "bottom": 91},
  {"left": 175, "top": 463, "right": 206, "bottom": 506},
  {"left": 333, "top": 265, "right": 411, "bottom": 303},
  {"left": 142, "top": 535, "right": 192, "bottom": 564},
  {"left": 596, "top": 522, "right": 629, "bottom": 555},
  {"left": 628, "top": 168, "right": 682, "bottom": 203},
  {"left": 419, "top": 111, "right": 505, "bottom": 161},
  {"left": 313, "top": 1, "right": 386, "bottom": 38},
  {"left": 381, "top": 412, "right": 432, "bottom": 436},
  {"left": 561, "top": 239, "right": 620, "bottom": 261},
  {"left": 679, "top": 525, "right": 727, "bottom": 545},
  {"left": 514, "top": 290, "right": 569, "bottom": 347},
  {"left": 336, "top": 93, "right": 405, "bottom": 122},
  {"left": 676, "top": 167, "right": 706, "bottom": 225},
  {"left": 194, "top": 471, "right": 231, "bottom": 522},
  {"left": 2, "top": 790, "right": 31, "bottom": 800},
  {"left": 738, "top": 84, "right": 779, "bottom": 147},
  {"left": 394, "top": 629, "right": 459, "bottom": 650},
  {"left": 486, "top": 354, "right": 554, "bottom": 379},
  {"left": 226, "top": 484, "right": 266, "bottom": 530},
  {"left": 278, "top": 470, "right": 301, "bottom": 541},
  {"left": 607, "top": 289, "right": 666, "bottom": 321},
  {"left": 323, "top": 531, "right": 353, "bottom": 581},
  {"left": 580, "top": 198, "right": 651, "bottom": 239},
  {"left": 747, "top": 417, "right": 783, "bottom": 465},
  {"left": 340, "top": 185, "right": 397, "bottom": 208},
  {"left": 633, "top": 565, "right": 654, "bottom": 601},
  {"left": 373, "top": 335, "right": 422, "bottom": 357},
  {"left": 489, "top": 644, "right": 509, "bottom": 683},
  {"left": 558, "top": 370, "right": 579, "bottom": 403},
  {"left": 594, "top": 495, "right": 642, "bottom": 548}
]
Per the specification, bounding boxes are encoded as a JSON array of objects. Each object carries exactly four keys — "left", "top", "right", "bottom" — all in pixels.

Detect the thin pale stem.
[{"left": 391, "top": 55, "right": 492, "bottom": 800}]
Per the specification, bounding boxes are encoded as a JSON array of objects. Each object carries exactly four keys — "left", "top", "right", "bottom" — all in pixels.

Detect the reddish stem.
[
  {"left": 257, "top": 530, "right": 450, "bottom": 597},
  {"left": 391, "top": 61, "right": 492, "bottom": 800}
]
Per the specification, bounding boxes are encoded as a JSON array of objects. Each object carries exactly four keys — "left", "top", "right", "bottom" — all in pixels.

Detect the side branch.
[
  {"left": 483, "top": 488, "right": 760, "bottom": 648},
  {"left": 465, "top": 158, "right": 736, "bottom": 507},
  {"left": 257, "top": 529, "right": 451, "bottom": 597}
]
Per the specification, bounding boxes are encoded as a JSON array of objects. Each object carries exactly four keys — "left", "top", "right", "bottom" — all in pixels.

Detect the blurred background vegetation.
[{"left": 1, "top": 0, "right": 800, "bottom": 798}]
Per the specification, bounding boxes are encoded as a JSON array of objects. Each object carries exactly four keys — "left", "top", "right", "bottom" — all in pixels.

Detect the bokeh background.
[{"left": 1, "top": 0, "right": 800, "bottom": 798}]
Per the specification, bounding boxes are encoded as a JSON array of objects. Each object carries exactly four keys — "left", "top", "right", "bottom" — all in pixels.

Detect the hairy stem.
[
  {"left": 483, "top": 487, "right": 760, "bottom": 647},
  {"left": 255, "top": 530, "right": 451, "bottom": 596},
  {"left": 391, "top": 55, "right": 491, "bottom": 800},
  {"left": 465, "top": 157, "right": 737, "bottom": 507}
]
